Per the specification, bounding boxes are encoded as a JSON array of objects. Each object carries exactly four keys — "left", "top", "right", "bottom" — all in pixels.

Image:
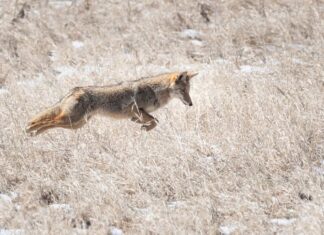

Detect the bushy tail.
[{"left": 26, "top": 105, "right": 61, "bottom": 135}]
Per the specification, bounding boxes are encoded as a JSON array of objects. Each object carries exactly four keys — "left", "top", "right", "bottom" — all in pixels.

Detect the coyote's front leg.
[{"left": 130, "top": 108, "right": 158, "bottom": 131}]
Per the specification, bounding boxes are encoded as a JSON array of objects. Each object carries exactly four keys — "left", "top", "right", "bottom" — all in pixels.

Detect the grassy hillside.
[{"left": 0, "top": 0, "right": 323, "bottom": 234}]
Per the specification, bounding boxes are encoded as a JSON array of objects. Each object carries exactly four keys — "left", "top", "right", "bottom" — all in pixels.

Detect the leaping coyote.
[{"left": 26, "top": 71, "right": 198, "bottom": 135}]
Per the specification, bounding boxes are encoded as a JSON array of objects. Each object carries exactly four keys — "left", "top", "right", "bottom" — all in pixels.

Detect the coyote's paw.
[
  {"left": 141, "top": 122, "right": 157, "bottom": 132},
  {"left": 131, "top": 117, "right": 159, "bottom": 123},
  {"left": 141, "top": 125, "right": 151, "bottom": 131}
]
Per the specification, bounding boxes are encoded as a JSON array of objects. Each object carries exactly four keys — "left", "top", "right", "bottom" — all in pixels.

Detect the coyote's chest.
[{"left": 132, "top": 85, "right": 169, "bottom": 112}]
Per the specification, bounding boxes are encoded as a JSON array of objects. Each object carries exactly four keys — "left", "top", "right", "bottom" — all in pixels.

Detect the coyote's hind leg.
[
  {"left": 26, "top": 87, "right": 92, "bottom": 136},
  {"left": 32, "top": 116, "right": 88, "bottom": 136},
  {"left": 27, "top": 102, "right": 90, "bottom": 135}
]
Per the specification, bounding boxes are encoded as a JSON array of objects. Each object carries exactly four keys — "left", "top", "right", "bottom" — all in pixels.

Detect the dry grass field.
[{"left": 0, "top": 0, "right": 323, "bottom": 234}]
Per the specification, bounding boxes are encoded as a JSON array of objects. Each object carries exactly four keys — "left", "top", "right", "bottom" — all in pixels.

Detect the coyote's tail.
[{"left": 26, "top": 105, "right": 61, "bottom": 135}]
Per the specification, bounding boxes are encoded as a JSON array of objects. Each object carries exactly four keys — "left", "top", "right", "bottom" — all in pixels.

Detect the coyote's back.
[{"left": 26, "top": 71, "right": 198, "bottom": 136}]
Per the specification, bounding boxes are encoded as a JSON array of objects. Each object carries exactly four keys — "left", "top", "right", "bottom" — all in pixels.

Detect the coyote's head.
[{"left": 170, "top": 71, "right": 198, "bottom": 106}]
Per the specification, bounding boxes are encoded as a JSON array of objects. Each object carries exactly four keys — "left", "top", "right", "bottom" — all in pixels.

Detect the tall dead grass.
[{"left": 0, "top": 0, "right": 323, "bottom": 234}]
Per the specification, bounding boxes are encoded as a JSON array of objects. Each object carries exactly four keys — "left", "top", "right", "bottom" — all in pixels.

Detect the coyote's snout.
[{"left": 26, "top": 71, "right": 198, "bottom": 135}]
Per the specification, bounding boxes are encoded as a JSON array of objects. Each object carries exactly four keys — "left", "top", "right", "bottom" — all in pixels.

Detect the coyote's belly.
[{"left": 96, "top": 108, "right": 131, "bottom": 119}]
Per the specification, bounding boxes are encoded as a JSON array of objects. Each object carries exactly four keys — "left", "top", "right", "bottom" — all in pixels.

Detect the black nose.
[{"left": 189, "top": 102, "right": 193, "bottom": 106}]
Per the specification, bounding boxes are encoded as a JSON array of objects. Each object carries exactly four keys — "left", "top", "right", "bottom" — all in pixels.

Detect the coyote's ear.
[
  {"left": 188, "top": 72, "right": 198, "bottom": 79},
  {"left": 176, "top": 71, "right": 188, "bottom": 83}
]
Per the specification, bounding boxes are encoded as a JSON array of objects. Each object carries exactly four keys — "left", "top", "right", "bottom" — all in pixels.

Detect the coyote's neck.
[{"left": 156, "top": 87, "right": 172, "bottom": 107}]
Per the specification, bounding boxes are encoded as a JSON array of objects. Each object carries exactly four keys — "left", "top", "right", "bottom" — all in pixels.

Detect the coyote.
[{"left": 26, "top": 71, "right": 198, "bottom": 135}]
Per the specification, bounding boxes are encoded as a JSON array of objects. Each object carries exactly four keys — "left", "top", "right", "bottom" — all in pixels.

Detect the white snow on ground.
[
  {"left": 109, "top": 227, "right": 123, "bottom": 235},
  {"left": 270, "top": 218, "right": 296, "bottom": 226},
  {"left": 239, "top": 65, "right": 269, "bottom": 74},
  {"left": 72, "top": 229, "right": 87, "bottom": 234},
  {"left": 180, "top": 29, "right": 202, "bottom": 39},
  {"left": 48, "top": 0, "right": 73, "bottom": 8},
  {"left": 0, "top": 88, "right": 9, "bottom": 96},
  {"left": 287, "top": 44, "right": 306, "bottom": 50},
  {"left": 191, "top": 40, "right": 203, "bottom": 46},
  {"left": 199, "top": 156, "right": 218, "bottom": 164},
  {"left": 1, "top": 192, "right": 21, "bottom": 213},
  {"left": 0, "top": 194, "right": 12, "bottom": 204},
  {"left": 72, "top": 41, "right": 84, "bottom": 49},
  {"left": 214, "top": 58, "right": 230, "bottom": 65},
  {"left": 219, "top": 225, "right": 237, "bottom": 235},
  {"left": 133, "top": 207, "right": 154, "bottom": 220},
  {"left": 49, "top": 203, "right": 73, "bottom": 212},
  {"left": 314, "top": 160, "right": 324, "bottom": 175},
  {"left": 8, "top": 192, "right": 18, "bottom": 200},
  {"left": 267, "top": 58, "right": 280, "bottom": 65},
  {"left": 167, "top": 201, "right": 186, "bottom": 209},
  {"left": 292, "top": 58, "right": 306, "bottom": 65},
  {"left": 313, "top": 167, "right": 324, "bottom": 175},
  {"left": 0, "top": 229, "right": 24, "bottom": 235}
]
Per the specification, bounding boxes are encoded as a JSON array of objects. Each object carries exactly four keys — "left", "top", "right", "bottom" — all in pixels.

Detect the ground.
[{"left": 0, "top": 0, "right": 323, "bottom": 234}]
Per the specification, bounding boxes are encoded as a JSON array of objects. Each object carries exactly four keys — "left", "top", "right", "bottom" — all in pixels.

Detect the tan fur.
[{"left": 26, "top": 71, "right": 198, "bottom": 136}]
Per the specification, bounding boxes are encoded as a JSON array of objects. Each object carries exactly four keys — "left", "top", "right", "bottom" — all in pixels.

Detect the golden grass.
[{"left": 0, "top": 0, "right": 323, "bottom": 234}]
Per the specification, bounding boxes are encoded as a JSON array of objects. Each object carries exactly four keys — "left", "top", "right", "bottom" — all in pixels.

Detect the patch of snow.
[
  {"left": 133, "top": 207, "right": 155, "bottom": 221},
  {"left": 49, "top": 203, "right": 73, "bottom": 212},
  {"left": 9, "top": 192, "right": 18, "bottom": 200},
  {"left": 219, "top": 225, "right": 237, "bottom": 235},
  {"left": 54, "top": 66, "right": 76, "bottom": 78},
  {"left": 313, "top": 167, "right": 324, "bottom": 175},
  {"left": 271, "top": 197, "right": 279, "bottom": 203},
  {"left": 211, "top": 144, "right": 222, "bottom": 154},
  {"left": 0, "top": 192, "right": 19, "bottom": 212},
  {"left": 267, "top": 58, "right": 280, "bottom": 65},
  {"left": 180, "top": 29, "right": 202, "bottom": 39},
  {"left": 292, "top": 58, "right": 304, "bottom": 64},
  {"left": 0, "top": 88, "right": 9, "bottom": 95},
  {"left": 214, "top": 58, "right": 230, "bottom": 65},
  {"left": 72, "top": 229, "right": 87, "bottom": 234},
  {"left": 134, "top": 207, "right": 149, "bottom": 213},
  {"left": 49, "top": 0, "right": 73, "bottom": 8},
  {"left": 265, "top": 45, "right": 278, "bottom": 52},
  {"left": 239, "top": 65, "right": 268, "bottom": 74},
  {"left": 287, "top": 44, "right": 306, "bottom": 50},
  {"left": 0, "top": 194, "right": 12, "bottom": 204},
  {"left": 191, "top": 40, "right": 203, "bottom": 46},
  {"left": 0, "top": 229, "right": 24, "bottom": 235},
  {"left": 200, "top": 156, "right": 218, "bottom": 164},
  {"left": 292, "top": 58, "right": 311, "bottom": 65},
  {"left": 271, "top": 218, "right": 296, "bottom": 226},
  {"left": 72, "top": 41, "right": 84, "bottom": 49},
  {"left": 167, "top": 201, "right": 186, "bottom": 209},
  {"left": 110, "top": 227, "right": 123, "bottom": 235}
]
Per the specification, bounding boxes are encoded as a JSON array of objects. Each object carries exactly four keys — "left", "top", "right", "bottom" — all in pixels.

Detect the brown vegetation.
[{"left": 0, "top": 0, "right": 323, "bottom": 234}]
